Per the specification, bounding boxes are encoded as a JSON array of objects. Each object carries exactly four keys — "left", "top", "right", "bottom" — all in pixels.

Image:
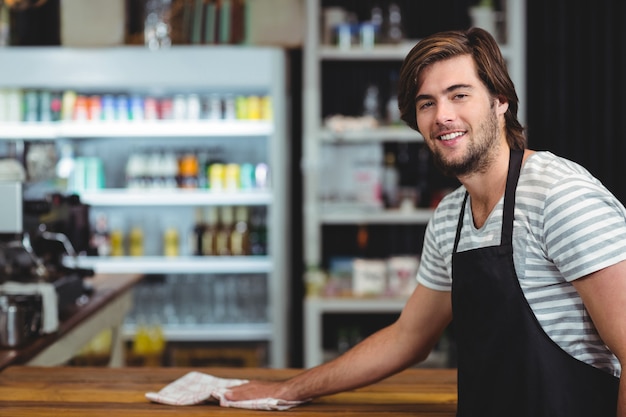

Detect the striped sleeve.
[
  {"left": 416, "top": 188, "right": 467, "bottom": 291},
  {"left": 543, "top": 174, "right": 626, "bottom": 281}
]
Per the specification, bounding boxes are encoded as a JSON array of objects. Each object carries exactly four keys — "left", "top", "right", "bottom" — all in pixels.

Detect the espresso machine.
[{"left": 0, "top": 158, "right": 92, "bottom": 347}]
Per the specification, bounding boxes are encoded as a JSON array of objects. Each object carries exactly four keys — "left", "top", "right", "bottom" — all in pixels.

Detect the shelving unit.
[
  {"left": 0, "top": 46, "right": 290, "bottom": 368},
  {"left": 302, "top": 0, "right": 526, "bottom": 367}
]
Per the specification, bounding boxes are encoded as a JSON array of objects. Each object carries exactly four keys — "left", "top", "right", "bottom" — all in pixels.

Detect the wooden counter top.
[
  {"left": 0, "top": 273, "right": 142, "bottom": 370},
  {"left": 0, "top": 366, "right": 458, "bottom": 416}
]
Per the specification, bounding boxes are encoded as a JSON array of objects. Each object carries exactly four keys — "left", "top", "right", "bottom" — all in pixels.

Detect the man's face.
[{"left": 414, "top": 54, "right": 508, "bottom": 177}]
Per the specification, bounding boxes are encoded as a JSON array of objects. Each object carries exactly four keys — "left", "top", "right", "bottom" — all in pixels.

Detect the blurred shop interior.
[{"left": 0, "top": 0, "right": 625, "bottom": 370}]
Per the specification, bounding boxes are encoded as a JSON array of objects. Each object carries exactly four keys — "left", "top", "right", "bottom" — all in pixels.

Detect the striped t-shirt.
[{"left": 417, "top": 151, "right": 626, "bottom": 376}]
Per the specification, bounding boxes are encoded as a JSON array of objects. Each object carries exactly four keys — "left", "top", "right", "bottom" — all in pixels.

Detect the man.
[{"left": 226, "top": 28, "right": 626, "bottom": 416}]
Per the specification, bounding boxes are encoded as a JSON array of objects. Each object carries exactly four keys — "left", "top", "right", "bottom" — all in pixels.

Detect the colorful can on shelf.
[
  {"left": 130, "top": 94, "right": 144, "bottom": 121},
  {"left": 172, "top": 94, "right": 187, "bottom": 120},
  {"left": 39, "top": 90, "right": 52, "bottom": 122},
  {"left": 23, "top": 90, "right": 39, "bottom": 122},
  {"left": 235, "top": 95, "right": 249, "bottom": 120},
  {"left": 186, "top": 93, "right": 201, "bottom": 120},
  {"left": 73, "top": 95, "right": 89, "bottom": 121},
  {"left": 115, "top": 95, "right": 130, "bottom": 121},
  {"left": 49, "top": 91, "right": 62, "bottom": 122},
  {"left": 206, "top": 93, "right": 223, "bottom": 120},
  {"left": 101, "top": 94, "right": 116, "bottom": 121},
  {"left": 247, "top": 95, "right": 261, "bottom": 120},
  {"left": 144, "top": 97, "right": 159, "bottom": 121},
  {"left": 61, "top": 90, "right": 76, "bottom": 121},
  {"left": 223, "top": 94, "right": 236, "bottom": 120},
  {"left": 88, "top": 95, "right": 102, "bottom": 121},
  {"left": 6, "top": 89, "right": 23, "bottom": 122},
  {"left": 261, "top": 95, "right": 273, "bottom": 120},
  {"left": 159, "top": 97, "right": 173, "bottom": 120},
  {"left": 224, "top": 163, "right": 241, "bottom": 191},
  {"left": 255, "top": 163, "right": 269, "bottom": 189},
  {"left": 209, "top": 163, "right": 225, "bottom": 191},
  {"left": 85, "top": 157, "right": 105, "bottom": 190},
  {"left": 0, "top": 90, "right": 9, "bottom": 122},
  {"left": 240, "top": 163, "right": 255, "bottom": 190}
]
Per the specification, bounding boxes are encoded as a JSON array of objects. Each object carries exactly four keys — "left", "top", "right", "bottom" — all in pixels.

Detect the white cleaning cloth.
[
  {"left": 146, "top": 371, "right": 306, "bottom": 411},
  {"left": 0, "top": 281, "right": 59, "bottom": 333}
]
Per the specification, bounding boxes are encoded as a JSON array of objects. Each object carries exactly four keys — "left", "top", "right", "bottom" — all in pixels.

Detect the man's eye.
[
  {"left": 454, "top": 93, "right": 468, "bottom": 100},
  {"left": 418, "top": 101, "right": 433, "bottom": 110}
]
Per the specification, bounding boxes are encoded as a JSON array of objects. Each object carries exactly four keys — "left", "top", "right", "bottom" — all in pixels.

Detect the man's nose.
[{"left": 435, "top": 101, "right": 455, "bottom": 124}]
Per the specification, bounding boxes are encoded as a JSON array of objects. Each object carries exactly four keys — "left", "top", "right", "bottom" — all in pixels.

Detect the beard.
[{"left": 431, "top": 105, "right": 500, "bottom": 178}]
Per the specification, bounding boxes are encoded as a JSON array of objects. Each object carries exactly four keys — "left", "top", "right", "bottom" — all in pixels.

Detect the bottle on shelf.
[
  {"left": 386, "top": 71, "right": 401, "bottom": 126},
  {"left": 144, "top": 0, "right": 172, "bottom": 51},
  {"left": 90, "top": 213, "right": 111, "bottom": 257},
  {"left": 196, "top": 151, "right": 210, "bottom": 189},
  {"left": 178, "top": 151, "right": 199, "bottom": 189},
  {"left": 161, "top": 150, "right": 179, "bottom": 189},
  {"left": 215, "top": 206, "right": 233, "bottom": 256},
  {"left": 362, "top": 84, "right": 381, "bottom": 121},
  {"left": 109, "top": 214, "right": 125, "bottom": 257},
  {"left": 110, "top": 228, "right": 124, "bottom": 257},
  {"left": 356, "top": 224, "right": 369, "bottom": 257},
  {"left": 304, "top": 265, "right": 327, "bottom": 297},
  {"left": 55, "top": 142, "right": 76, "bottom": 193},
  {"left": 230, "top": 206, "right": 250, "bottom": 256},
  {"left": 249, "top": 207, "right": 268, "bottom": 256},
  {"left": 386, "top": 2, "right": 404, "bottom": 44},
  {"left": 128, "top": 224, "right": 144, "bottom": 257},
  {"left": 202, "top": 206, "right": 219, "bottom": 256},
  {"left": 381, "top": 151, "right": 400, "bottom": 208},
  {"left": 126, "top": 151, "right": 148, "bottom": 189},
  {"left": 163, "top": 225, "right": 179, "bottom": 257},
  {"left": 0, "top": 4, "right": 8, "bottom": 47},
  {"left": 147, "top": 150, "right": 164, "bottom": 188},
  {"left": 190, "top": 207, "right": 205, "bottom": 256}
]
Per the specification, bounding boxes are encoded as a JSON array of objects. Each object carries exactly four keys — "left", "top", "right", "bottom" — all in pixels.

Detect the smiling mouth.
[{"left": 438, "top": 131, "right": 466, "bottom": 141}]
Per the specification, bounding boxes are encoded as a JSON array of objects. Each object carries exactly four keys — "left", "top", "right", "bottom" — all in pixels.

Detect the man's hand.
[{"left": 225, "top": 380, "right": 297, "bottom": 402}]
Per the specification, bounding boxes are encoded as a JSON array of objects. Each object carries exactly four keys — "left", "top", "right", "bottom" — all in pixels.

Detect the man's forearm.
[{"left": 281, "top": 323, "right": 424, "bottom": 401}]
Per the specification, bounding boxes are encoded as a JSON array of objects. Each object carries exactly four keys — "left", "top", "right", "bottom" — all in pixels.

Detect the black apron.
[{"left": 451, "top": 149, "right": 619, "bottom": 417}]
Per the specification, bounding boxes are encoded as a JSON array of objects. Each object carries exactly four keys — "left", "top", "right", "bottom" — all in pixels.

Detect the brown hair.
[{"left": 398, "top": 28, "right": 526, "bottom": 150}]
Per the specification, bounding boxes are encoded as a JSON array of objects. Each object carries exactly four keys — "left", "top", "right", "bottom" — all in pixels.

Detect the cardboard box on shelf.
[
  {"left": 60, "top": 0, "right": 125, "bottom": 47},
  {"left": 246, "top": 0, "right": 303, "bottom": 47}
]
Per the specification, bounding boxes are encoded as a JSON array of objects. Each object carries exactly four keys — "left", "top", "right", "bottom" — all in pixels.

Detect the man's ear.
[{"left": 494, "top": 96, "right": 509, "bottom": 116}]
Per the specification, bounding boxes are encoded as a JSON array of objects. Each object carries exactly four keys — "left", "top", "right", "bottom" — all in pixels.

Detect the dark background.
[{"left": 526, "top": 0, "right": 626, "bottom": 204}]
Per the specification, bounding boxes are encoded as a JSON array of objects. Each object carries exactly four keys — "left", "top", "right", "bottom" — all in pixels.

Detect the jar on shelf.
[{"left": 144, "top": 0, "right": 172, "bottom": 50}]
